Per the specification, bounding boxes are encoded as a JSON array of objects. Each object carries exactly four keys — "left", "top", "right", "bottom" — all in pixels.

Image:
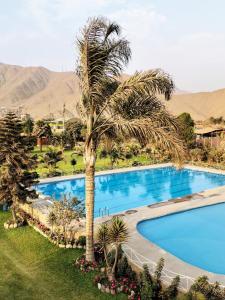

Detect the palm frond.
[
  {"left": 109, "top": 217, "right": 129, "bottom": 245},
  {"left": 76, "top": 17, "right": 131, "bottom": 114},
  {"left": 108, "top": 70, "right": 174, "bottom": 105},
  {"left": 96, "top": 223, "right": 110, "bottom": 247}
]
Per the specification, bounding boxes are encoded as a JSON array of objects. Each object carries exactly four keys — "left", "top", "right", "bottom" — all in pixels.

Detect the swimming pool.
[
  {"left": 37, "top": 166, "right": 225, "bottom": 217},
  {"left": 137, "top": 203, "right": 225, "bottom": 275}
]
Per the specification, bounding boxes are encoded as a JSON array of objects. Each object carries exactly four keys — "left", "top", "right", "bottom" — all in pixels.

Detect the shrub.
[
  {"left": 77, "top": 235, "right": 86, "bottom": 247},
  {"left": 162, "top": 276, "right": 180, "bottom": 299},
  {"left": 190, "top": 276, "right": 225, "bottom": 300}
]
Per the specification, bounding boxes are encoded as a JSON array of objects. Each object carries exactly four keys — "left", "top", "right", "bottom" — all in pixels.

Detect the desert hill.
[{"left": 0, "top": 63, "right": 225, "bottom": 121}]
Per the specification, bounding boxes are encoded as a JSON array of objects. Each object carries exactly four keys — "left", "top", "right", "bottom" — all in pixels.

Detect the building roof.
[{"left": 195, "top": 126, "right": 225, "bottom": 135}]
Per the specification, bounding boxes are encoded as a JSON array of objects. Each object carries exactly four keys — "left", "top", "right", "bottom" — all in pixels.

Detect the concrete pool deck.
[{"left": 27, "top": 163, "right": 225, "bottom": 290}]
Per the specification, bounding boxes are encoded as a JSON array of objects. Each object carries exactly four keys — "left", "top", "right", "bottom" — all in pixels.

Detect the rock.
[
  {"left": 4, "top": 223, "right": 9, "bottom": 229},
  {"left": 97, "top": 283, "right": 101, "bottom": 290},
  {"left": 13, "top": 223, "right": 18, "bottom": 228},
  {"left": 9, "top": 224, "right": 14, "bottom": 229},
  {"left": 58, "top": 244, "right": 65, "bottom": 248},
  {"left": 66, "top": 244, "right": 72, "bottom": 248},
  {"left": 73, "top": 244, "right": 77, "bottom": 249}
]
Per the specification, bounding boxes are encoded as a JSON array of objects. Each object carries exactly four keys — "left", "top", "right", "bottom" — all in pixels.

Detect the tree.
[
  {"left": 34, "top": 120, "right": 52, "bottom": 152},
  {"left": 96, "top": 223, "right": 111, "bottom": 271},
  {"left": 177, "top": 112, "right": 195, "bottom": 147},
  {"left": 0, "top": 112, "right": 39, "bottom": 222},
  {"left": 76, "top": 17, "right": 185, "bottom": 261},
  {"left": 96, "top": 216, "right": 128, "bottom": 280},
  {"left": 70, "top": 158, "right": 77, "bottom": 174},
  {"left": 109, "top": 217, "right": 129, "bottom": 279},
  {"left": 162, "top": 276, "right": 180, "bottom": 300},
  {"left": 43, "top": 148, "right": 63, "bottom": 176},
  {"left": 48, "top": 195, "right": 85, "bottom": 243},
  {"left": 22, "top": 116, "right": 34, "bottom": 137},
  {"left": 65, "top": 118, "right": 85, "bottom": 146},
  {"left": 140, "top": 264, "right": 154, "bottom": 300}
]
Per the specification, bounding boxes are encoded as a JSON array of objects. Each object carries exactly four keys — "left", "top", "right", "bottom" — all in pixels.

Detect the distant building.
[{"left": 195, "top": 126, "right": 225, "bottom": 147}]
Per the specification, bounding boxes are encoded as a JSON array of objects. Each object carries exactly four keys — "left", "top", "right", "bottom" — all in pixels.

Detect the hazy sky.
[{"left": 1, "top": 0, "right": 225, "bottom": 92}]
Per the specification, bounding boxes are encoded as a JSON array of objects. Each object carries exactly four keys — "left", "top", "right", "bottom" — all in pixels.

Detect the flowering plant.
[{"left": 75, "top": 256, "right": 99, "bottom": 272}]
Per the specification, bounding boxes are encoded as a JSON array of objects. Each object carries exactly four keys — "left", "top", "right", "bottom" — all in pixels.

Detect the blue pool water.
[
  {"left": 137, "top": 203, "right": 225, "bottom": 274},
  {"left": 37, "top": 167, "right": 225, "bottom": 217}
]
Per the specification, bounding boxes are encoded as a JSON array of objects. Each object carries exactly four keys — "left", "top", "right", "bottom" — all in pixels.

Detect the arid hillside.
[{"left": 0, "top": 63, "right": 225, "bottom": 120}]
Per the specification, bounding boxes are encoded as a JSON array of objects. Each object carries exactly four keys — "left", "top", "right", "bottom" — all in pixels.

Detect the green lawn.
[
  {"left": 0, "top": 211, "right": 125, "bottom": 300},
  {"left": 33, "top": 146, "right": 158, "bottom": 178}
]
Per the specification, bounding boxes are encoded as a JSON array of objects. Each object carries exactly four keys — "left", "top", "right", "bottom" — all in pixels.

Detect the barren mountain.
[{"left": 0, "top": 63, "right": 225, "bottom": 121}]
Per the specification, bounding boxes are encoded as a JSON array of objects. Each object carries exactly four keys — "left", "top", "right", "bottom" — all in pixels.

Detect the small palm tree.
[
  {"left": 34, "top": 120, "right": 52, "bottom": 152},
  {"left": 96, "top": 223, "right": 111, "bottom": 270},
  {"left": 109, "top": 217, "right": 129, "bottom": 279},
  {"left": 76, "top": 17, "right": 185, "bottom": 261},
  {"left": 96, "top": 217, "right": 128, "bottom": 280}
]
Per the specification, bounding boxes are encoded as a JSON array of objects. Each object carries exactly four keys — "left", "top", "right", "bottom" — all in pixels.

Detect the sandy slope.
[{"left": 0, "top": 63, "right": 224, "bottom": 120}]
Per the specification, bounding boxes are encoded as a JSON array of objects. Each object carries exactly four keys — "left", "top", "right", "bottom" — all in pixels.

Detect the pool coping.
[
  {"left": 38, "top": 162, "right": 225, "bottom": 184},
  {"left": 38, "top": 162, "right": 174, "bottom": 184}
]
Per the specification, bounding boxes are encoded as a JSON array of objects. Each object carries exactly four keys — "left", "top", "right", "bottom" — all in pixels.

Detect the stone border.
[
  {"left": 38, "top": 163, "right": 225, "bottom": 186},
  {"left": 38, "top": 162, "right": 173, "bottom": 184}
]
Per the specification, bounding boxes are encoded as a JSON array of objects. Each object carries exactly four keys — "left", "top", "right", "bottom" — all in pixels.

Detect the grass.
[
  {"left": 0, "top": 211, "right": 125, "bottom": 300},
  {"left": 33, "top": 146, "right": 157, "bottom": 178}
]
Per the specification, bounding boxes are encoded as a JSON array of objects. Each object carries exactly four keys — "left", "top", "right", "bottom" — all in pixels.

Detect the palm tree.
[
  {"left": 96, "top": 217, "right": 128, "bottom": 280},
  {"left": 96, "top": 223, "right": 111, "bottom": 271},
  {"left": 109, "top": 217, "right": 129, "bottom": 280},
  {"left": 76, "top": 17, "right": 185, "bottom": 261},
  {"left": 34, "top": 120, "right": 52, "bottom": 152}
]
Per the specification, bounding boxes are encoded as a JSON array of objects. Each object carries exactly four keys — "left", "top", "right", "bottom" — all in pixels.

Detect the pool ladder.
[{"left": 98, "top": 207, "right": 110, "bottom": 217}]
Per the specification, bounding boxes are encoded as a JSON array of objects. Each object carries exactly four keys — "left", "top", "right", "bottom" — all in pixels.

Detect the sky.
[{"left": 1, "top": 0, "right": 225, "bottom": 92}]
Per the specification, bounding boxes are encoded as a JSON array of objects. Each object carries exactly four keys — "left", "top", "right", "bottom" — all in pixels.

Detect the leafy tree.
[
  {"left": 140, "top": 264, "right": 154, "bottom": 299},
  {"left": 70, "top": 158, "right": 77, "bottom": 174},
  {"left": 177, "top": 112, "right": 195, "bottom": 147},
  {"left": 48, "top": 195, "right": 84, "bottom": 242},
  {"left": 190, "top": 276, "right": 225, "bottom": 300},
  {"left": 22, "top": 116, "right": 34, "bottom": 137},
  {"left": 108, "top": 146, "right": 124, "bottom": 168},
  {"left": 43, "top": 148, "right": 63, "bottom": 176},
  {"left": 152, "top": 258, "right": 164, "bottom": 298},
  {"left": 0, "top": 112, "right": 39, "bottom": 222},
  {"left": 65, "top": 118, "right": 85, "bottom": 146},
  {"left": 76, "top": 17, "right": 185, "bottom": 261},
  {"left": 162, "top": 276, "right": 180, "bottom": 300}
]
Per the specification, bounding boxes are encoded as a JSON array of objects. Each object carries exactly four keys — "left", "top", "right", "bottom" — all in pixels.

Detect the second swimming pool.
[{"left": 137, "top": 203, "right": 225, "bottom": 274}]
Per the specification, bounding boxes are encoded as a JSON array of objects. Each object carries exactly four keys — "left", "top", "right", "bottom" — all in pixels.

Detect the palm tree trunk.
[{"left": 85, "top": 146, "right": 96, "bottom": 262}]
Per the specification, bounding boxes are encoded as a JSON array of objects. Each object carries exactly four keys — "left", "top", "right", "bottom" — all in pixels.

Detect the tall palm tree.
[{"left": 76, "top": 17, "right": 185, "bottom": 261}]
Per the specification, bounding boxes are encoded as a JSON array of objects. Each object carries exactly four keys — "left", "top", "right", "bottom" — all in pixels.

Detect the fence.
[{"left": 122, "top": 244, "right": 195, "bottom": 291}]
